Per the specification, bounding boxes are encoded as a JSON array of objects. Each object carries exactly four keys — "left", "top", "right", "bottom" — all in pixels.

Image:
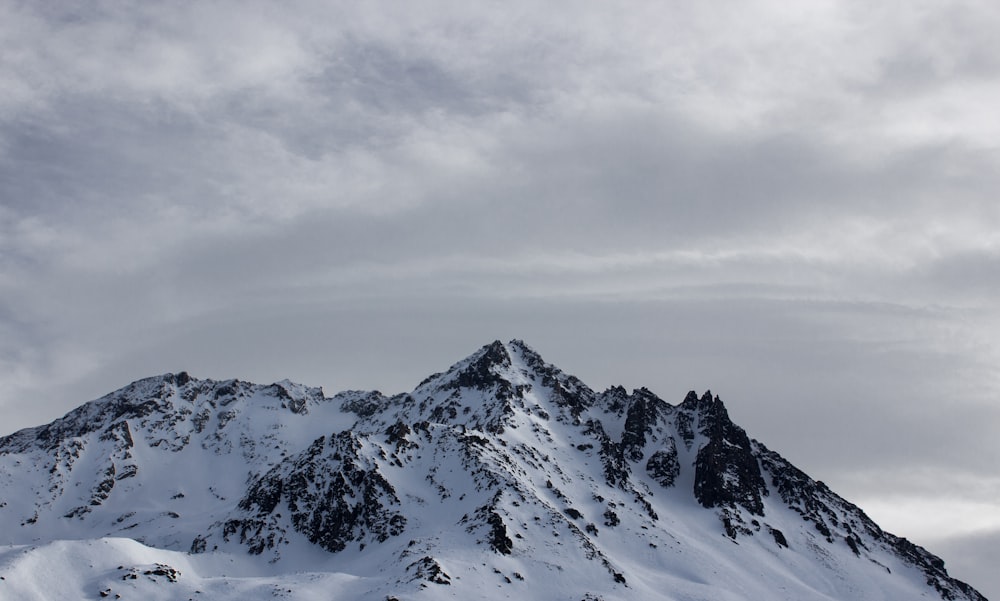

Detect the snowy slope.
[{"left": 0, "top": 340, "right": 987, "bottom": 601}]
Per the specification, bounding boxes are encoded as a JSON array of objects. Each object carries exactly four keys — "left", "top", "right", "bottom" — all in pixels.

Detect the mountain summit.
[{"left": 0, "top": 340, "right": 986, "bottom": 601}]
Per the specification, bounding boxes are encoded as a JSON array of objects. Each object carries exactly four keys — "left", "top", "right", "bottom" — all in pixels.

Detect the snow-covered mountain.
[{"left": 0, "top": 340, "right": 987, "bottom": 601}]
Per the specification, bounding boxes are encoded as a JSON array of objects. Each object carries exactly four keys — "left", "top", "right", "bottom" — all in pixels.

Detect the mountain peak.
[
  {"left": 412, "top": 340, "right": 512, "bottom": 394},
  {"left": 413, "top": 339, "right": 565, "bottom": 394},
  {"left": 396, "top": 339, "right": 584, "bottom": 433}
]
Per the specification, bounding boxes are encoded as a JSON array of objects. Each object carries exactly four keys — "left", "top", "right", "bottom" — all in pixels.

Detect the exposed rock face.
[
  {"left": 645, "top": 441, "right": 680, "bottom": 488},
  {"left": 444, "top": 340, "right": 513, "bottom": 392},
  {"left": 686, "top": 391, "right": 767, "bottom": 519},
  {"left": 0, "top": 340, "right": 987, "bottom": 601},
  {"left": 225, "top": 432, "right": 406, "bottom": 555},
  {"left": 621, "top": 388, "right": 672, "bottom": 462}
]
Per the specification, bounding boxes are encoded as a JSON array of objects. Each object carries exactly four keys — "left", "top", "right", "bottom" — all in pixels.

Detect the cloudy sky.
[{"left": 2, "top": 0, "right": 999, "bottom": 595}]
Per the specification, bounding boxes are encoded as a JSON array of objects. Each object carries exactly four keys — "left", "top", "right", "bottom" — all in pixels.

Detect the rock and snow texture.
[{"left": 0, "top": 340, "right": 987, "bottom": 601}]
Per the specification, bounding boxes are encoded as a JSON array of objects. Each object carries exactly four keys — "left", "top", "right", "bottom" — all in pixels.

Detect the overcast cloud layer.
[{"left": 1, "top": 0, "right": 999, "bottom": 596}]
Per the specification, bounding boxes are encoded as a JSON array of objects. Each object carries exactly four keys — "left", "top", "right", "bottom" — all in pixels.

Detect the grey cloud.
[
  {"left": 856, "top": 0, "right": 1000, "bottom": 97},
  {"left": 5, "top": 0, "right": 998, "bottom": 236},
  {"left": 912, "top": 250, "right": 1000, "bottom": 300},
  {"left": 314, "top": 40, "right": 497, "bottom": 116}
]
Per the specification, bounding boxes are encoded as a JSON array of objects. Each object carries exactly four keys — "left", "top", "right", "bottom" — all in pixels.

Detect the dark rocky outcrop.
[
  {"left": 621, "top": 388, "right": 671, "bottom": 462},
  {"left": 645, "top": 441, "right": 680, "bottom": 488},
  {"left": 687, "top": 392, "right": 767, "bottom": 517},
  {"left": 407, "top": 556, "right": 451, "bottom": 585},
  {"left": 445, "top": 341, "right": 513, "bottom": 392},
  {"left": 225, "top": 432, "right": 406, "bottom": 554}
]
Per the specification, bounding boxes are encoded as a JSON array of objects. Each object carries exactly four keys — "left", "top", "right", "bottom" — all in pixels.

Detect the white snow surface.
[{"left": 0, "top": 340, "right": 986, "bottom": 601}]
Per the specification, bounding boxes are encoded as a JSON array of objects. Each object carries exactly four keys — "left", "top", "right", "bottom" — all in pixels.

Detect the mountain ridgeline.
[{"left": 0, "top": 340, "right": 986, "bottom": 601}]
